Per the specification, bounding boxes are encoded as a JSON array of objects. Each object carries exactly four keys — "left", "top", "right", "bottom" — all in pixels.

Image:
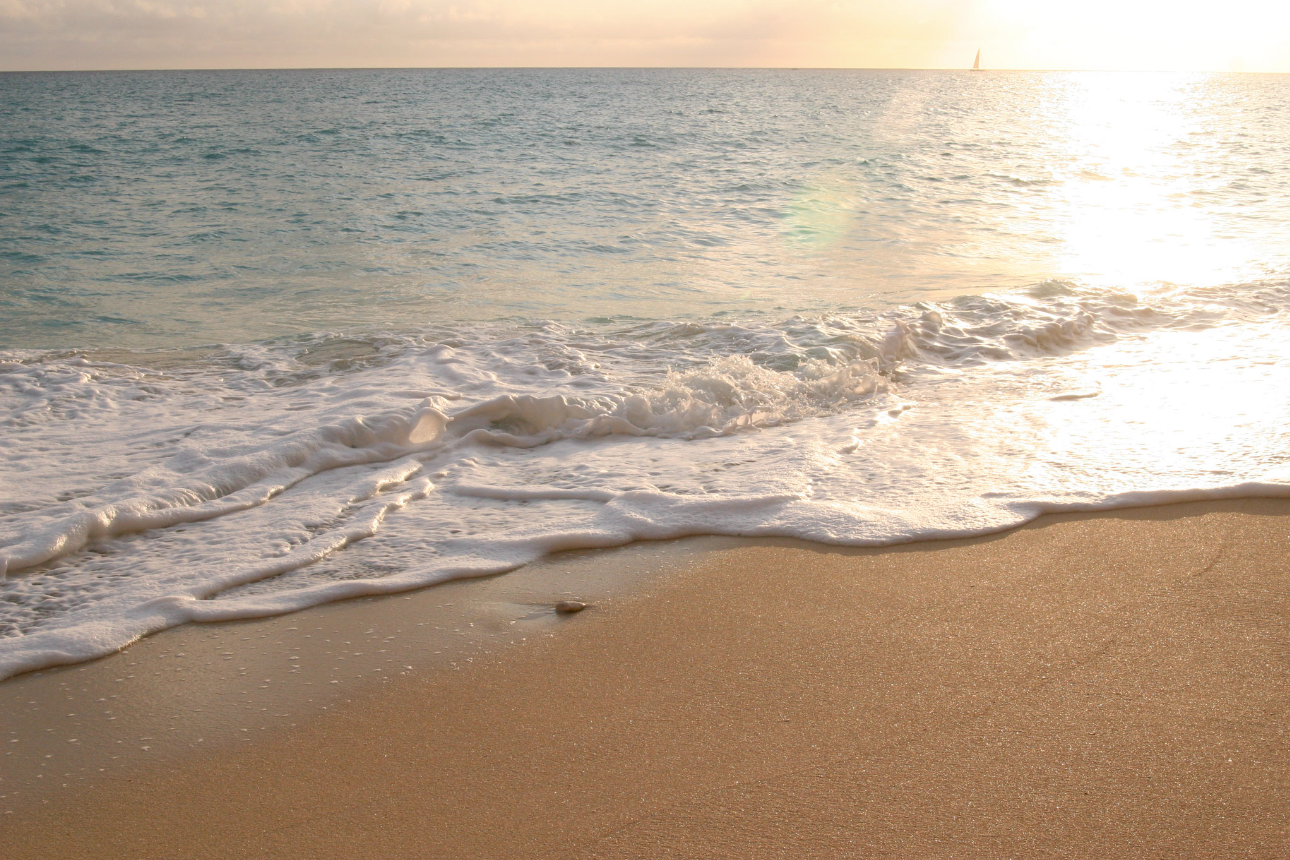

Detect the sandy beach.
[{"left": 2, "top": 497, "right": 1287, "bottom": 858}]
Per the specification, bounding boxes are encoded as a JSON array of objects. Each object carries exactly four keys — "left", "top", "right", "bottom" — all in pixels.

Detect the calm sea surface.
[{"left": 2, "top": 70, "right": 1288, "bottom": 678}]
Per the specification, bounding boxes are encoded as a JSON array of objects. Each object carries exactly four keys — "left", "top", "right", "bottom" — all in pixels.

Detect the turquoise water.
[{"left": 4, "top": 69, "right": 1287, "bottom": 348}]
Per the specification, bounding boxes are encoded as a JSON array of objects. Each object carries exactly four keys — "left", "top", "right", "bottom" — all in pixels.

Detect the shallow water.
[
  {"left": 2, "top": 70, "right": 1288, "bottom": 679},
  {"left": 5, "top": 69, "right": 1287, "bottom": 346}
]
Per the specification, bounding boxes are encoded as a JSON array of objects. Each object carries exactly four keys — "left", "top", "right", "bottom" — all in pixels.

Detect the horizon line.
[{"left": 2, "top": 66, "right": 1281, "bottom": 75}]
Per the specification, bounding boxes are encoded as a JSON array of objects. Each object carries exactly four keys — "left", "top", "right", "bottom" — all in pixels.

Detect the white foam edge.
[
  {"left": 2, "top": 478, "right": 1287, "bottom": 683},
  {"left": 0, "top": 408, "right": 449, "bottom": 574},
  {"left": 0, "top": 355, "right": 888, "bottom": 577}
]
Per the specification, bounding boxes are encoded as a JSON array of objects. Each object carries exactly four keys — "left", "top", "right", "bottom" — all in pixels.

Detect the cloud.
[
  {"left": 0, "top": 0, "right": 988, "bottom": 69},
  {"left": 1, "top": 0, "right": 1286, "bottom": 70}
]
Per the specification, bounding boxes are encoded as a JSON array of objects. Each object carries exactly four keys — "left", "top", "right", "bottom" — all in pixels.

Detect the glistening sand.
[{"left": 2, "top": 498, "right": 1287, "bottom": 858}]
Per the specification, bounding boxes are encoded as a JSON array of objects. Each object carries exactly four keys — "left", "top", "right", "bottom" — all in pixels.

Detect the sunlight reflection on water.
[
  {"left": 1, "top": 70, "right": 1286, "bottom": 348},
  {"left": 784, "top": 72, "right": 1287, "bottom": 309}
]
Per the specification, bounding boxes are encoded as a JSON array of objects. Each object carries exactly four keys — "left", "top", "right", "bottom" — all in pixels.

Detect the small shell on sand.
[{"left": 555, "top": 600, "right": 587, "bottom": 614}]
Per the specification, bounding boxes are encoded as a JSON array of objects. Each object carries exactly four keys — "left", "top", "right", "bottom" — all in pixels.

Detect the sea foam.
[{"left": 2, "top": 280, "right": 1288, "bottom": 680}]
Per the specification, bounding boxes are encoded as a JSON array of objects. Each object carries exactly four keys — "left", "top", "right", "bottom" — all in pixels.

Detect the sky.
[{"left": 2, "top": 0, "right": 1288, "bottom": 72}]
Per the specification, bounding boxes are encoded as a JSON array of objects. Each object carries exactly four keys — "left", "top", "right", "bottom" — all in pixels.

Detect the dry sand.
[{"left": 2, "top": 498, "right": 1288, "bottom": 858}]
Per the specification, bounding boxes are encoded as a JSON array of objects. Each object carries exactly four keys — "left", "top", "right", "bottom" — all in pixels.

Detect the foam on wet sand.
[{"left": 2, "top": 498, "right": 1287, "bottom": 858}]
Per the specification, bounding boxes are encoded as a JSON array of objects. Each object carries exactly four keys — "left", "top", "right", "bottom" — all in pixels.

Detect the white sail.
[{"left": 972, "top": 49, "right": 981, "bottom": 71}]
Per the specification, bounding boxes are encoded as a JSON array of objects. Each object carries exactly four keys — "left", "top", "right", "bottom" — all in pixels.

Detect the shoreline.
[{"left": 3, "top": 497, "right": 1288, "bottom": 857}]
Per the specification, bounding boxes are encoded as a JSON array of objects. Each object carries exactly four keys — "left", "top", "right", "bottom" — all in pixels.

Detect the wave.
[
  {"left": 1, "top": 278, "right": 1288, "bottom": 680},
  {"left": 4, "top": 277, "right": 1287, "bottom": 578}
]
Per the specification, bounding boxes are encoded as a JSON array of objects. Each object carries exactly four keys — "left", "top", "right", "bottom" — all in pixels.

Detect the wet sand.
[{"left": 2, "top": 498, "right": 1288, "bottom": 858}]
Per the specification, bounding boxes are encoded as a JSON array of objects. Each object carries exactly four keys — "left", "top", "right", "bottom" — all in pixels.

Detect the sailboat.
[{"left": 971, "top": 49, "right": 982, "bottom": 71}]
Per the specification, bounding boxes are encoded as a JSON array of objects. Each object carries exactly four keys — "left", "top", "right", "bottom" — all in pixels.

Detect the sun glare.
[
  {"left": 979, "top": 0, "right": 1290, "bottom": 71},
  {"left": 1051, "top": 76, "right": 1224, "bottom": 288}
]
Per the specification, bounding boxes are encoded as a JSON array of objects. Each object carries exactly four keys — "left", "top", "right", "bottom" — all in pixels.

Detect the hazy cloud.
[
  {"left": 0, "top": 0, "right": 988, "bottom": 69},
  {"left": 1, "top": 0, "right": 1286, "bottom": 70}
]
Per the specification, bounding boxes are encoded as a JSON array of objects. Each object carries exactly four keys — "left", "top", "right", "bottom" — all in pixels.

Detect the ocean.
[{"left": 2, "top": 69, "right": 1288, "bottom": 680}]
